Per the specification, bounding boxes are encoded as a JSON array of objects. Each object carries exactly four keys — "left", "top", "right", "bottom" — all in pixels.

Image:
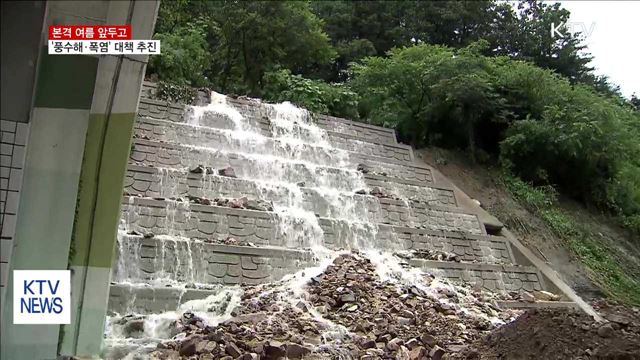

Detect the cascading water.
[{"left": 106, "top": 91, "right": 517, "bottom": 358}]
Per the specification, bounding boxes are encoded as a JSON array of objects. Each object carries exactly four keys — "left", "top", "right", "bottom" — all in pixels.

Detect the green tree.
[
  {"left": 509, "top": 0, "right": 594, "bottom": 83},
  {"left": 147, "top": 23, "right": 210, "bottom": 86},
  {"left": 151, "top": 0, "right": 336, "bottom": 95},
  {"left": 630, "top": 94, "right": 640, "bottom": 111},
  {"left": 351, "top": 42, "right": 506, "bottom": 157},
  {"left": 262, "top": 69, "right": 359, "bottom": 120},
  {"left": 430, "top": 42, "right": 506, "bottom": 162}
]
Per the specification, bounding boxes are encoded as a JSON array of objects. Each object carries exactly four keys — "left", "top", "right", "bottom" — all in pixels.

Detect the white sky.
[{"left": 557, "top": 1, "right": 640, "bottom": 98}]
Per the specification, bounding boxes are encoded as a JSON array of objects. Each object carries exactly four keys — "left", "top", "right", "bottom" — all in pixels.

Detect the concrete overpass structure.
[{"left": 1, "top": 1, "right": 159, "bottom": 358}]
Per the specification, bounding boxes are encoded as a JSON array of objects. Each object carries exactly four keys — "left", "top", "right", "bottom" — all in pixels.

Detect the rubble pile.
[
  {"left": 186, "top": 195, "right": 274, "bottom": 212},
  {"left": 459, "top": 302, "right": 640, "bottom": 360},
  {"left": 395, "top": 249, "right": 462, "bottom": 263},
  {"left": 148, "top": 253, "right": 521, "bottom": 359},
  {"left": 188, "top": 164, "right": 238, "bottom": 178}
]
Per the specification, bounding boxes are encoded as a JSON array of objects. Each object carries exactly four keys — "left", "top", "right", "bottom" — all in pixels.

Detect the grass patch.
[{"left": 501, "top": 173, "right": 640, "bottom": 305}]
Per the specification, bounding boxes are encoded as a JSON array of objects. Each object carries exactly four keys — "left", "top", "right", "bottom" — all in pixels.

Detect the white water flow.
[{"left": 106, "top": 92, "right": 514, "bottom": 358}]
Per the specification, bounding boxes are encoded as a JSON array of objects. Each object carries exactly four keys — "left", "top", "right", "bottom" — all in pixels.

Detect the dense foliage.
[
  {"left": 149, "top": 0, "right": 335, "bottom": 95},
  {"left": 262, "top": 70, "right": 359, "bottom": 120},
  {"left": 502, "top": 174, "right": 640, "bottom": 305},
  {"left": 351, "top": 43, "right": 640, "bottom": 236},
  {"left": 147, "top": 0, "right": 640, "bottom": 238}
]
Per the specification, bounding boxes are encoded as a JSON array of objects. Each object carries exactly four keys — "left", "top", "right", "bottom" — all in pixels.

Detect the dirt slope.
[{"left": 415, "top": 148, "right": 639, "bottom": 303}]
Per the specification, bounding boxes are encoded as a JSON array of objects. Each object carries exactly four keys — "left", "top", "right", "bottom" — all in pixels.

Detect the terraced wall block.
[
  {"left": 359, "top": 160, "right": 434, "bottom": 186},
  {"left": 410, "top": 260, "right": 544, "bottom": 292},
  {"left": 391, "top": 227, "right": 514, "bottom": 264},
  {"left": 121, "top": 198, "right": 280, "bottom": 246},
  {"left": 328, "top": 135, "right": 413, "bottom": 162},
  {"left": 315, "top": 114, "right": 397, "bottom": 144},
  {"left": 137, "top": 98, "right": 185, "bottom": 123},
  {"left": 114, "top": 238, "right": 315, "bottom": 286},
  {"left": 375, "top": 199, "right": 484, "bottom": 234},
  {"left": 108, "top": 285, "right": 222, "bottom": 314},
  {"left": 364, "top": 177, "right": 456, "bottom": 206}
]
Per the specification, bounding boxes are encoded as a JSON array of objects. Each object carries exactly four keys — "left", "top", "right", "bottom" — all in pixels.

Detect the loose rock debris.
[
  {"left": 132, "top": 253, "right": 639, "bottom": 359},
  {"left": 148, "top": 253, "right": 520, "bottom": 359}
]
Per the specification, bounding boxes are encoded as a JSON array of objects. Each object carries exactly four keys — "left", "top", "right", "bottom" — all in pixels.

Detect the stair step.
[
  {"left": 408, "top": 259, "right": 545, "bottom": 293},
  {"left": 108, "top": 283, "right": 225, "bottom": 315},
  {"left": 382, "top": 226, "right": 515, "bottom": 264},
  {"left": 120, "top": 197, "right": 502, "bottom": 265},
  {"left": 113, "top": 237, "right": 316, "bottom": 287},
  {"left": 496, "top": 300, "right": 578, "bottom": 310},
  {"left": 137, "top": 96, "right": 399, "bottom": 146},
  {"left": 130, "top": 138, "right": 435, "bottom": 189},
  {"left": 124, "top": 165, "right": 456, "bottom": 212},
  {"left": 135, "top": 116, "right": 413, "bottom": 165},
  {"left": 120, "top": 196, "right": 485, "bottom": 248},
  {"left": 315, "top": 113, "right": 397, "bottom": 144}
]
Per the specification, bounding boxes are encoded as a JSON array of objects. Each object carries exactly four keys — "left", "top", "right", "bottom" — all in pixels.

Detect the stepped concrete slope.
[{"left": 104, "top": 82, "right": 597, "bottom": 355}]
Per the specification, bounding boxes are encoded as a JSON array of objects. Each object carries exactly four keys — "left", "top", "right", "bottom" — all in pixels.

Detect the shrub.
[
  {"left": 147, "top": 25, "right": 210, "bottom": 87},
  {"left": 262, "top": 69, "right": 359, "bottom": 119}
]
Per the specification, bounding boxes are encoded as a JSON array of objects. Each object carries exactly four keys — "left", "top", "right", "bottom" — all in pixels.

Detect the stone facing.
[
  {"left": 129, "top": 139, "right": 434, "bottom": 189},
  {"left": 109, "top": 284, "right": 222, "bottom": 314},
  {"left": 137, "top": 95, "right": 398, "bottom": 147},
  {"left": 123, "top": 165, "right": 455, "bottom": 210},
  {"left": 121, "top": 198, "right": 281, "bottom": 246},
  {"left": 135, "top": 116, "right": 412, "bottom": 165},
  {"left": 409, "top": 259, "right": 544, "bottom": 292},
  {"left": 392, "top": 228, "right": 514, "bottom": 264},
  {"left": 375, "top": 198, "right": 484, "bottom": 235},
  {"left": 122, "top": 196, "right": 483, "bottom": 247},
  {"left": 114, "top": 237, "right": 315, "bottom": 286}
]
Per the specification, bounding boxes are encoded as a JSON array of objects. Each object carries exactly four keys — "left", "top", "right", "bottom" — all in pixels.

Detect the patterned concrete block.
[
  {"left": 129, "top": 139, "right": 432, "bottom": 191},
  {"left": 324, "top": 132, "right": 412, "bottom": 162},
  {"left": 409, "top": 259, "right": 544, "bottom": 292},
  {"left": 364, "top": 176, "right": 455, "bottom": 206},
  {"left": 108, "top": 284, "right": 224, "bottom": 314},
  {"left": 121, "top": 197, "right": 281, "bottom": 246},
  {"left": 375, "top": 198, "right": 484, "bottom": 235},
  {"left": 315, "top": 114, "right": 397, "bottom": 144},
  {"left": 137, "top": 98, "right": 186, "bottom": 123},
  {"left": 113, "top": 236, "right": 316, "bottom": 286},
  {"left": 391, "top": 228, "right": 514, "bottom": 264}
]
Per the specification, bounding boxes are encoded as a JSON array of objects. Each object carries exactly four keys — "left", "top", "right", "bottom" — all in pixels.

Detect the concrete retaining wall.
[
  {"left": 392, "top": 227, "right": 514, "bottom": 264},
  {"left": 376, "top": 198, "right": 484, "bottom": 234},
  {"left": 315, "top": 114, "right": 397, "bottom": 145},
  {"left": 129, "top": 139, "right": 434, "bottom": 190},
  {"left": 114, "top": 237, "right": 315, "bottom": 286},
  {"left": 123, "top": 165, "right": 456, "bottom": 211},
  {"left": 409, "top": 259, "right": 544, "bottom": 292},
  {"left": 122, "top": 196, "right": 483, "bottom": 248},
  {"left": 109, "top": 284, "right": 221, "bottom": 314}
]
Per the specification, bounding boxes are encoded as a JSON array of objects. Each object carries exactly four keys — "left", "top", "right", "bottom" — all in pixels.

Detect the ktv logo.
[{"left": 13, "top": 270, "right": 70, "bottom": 324}]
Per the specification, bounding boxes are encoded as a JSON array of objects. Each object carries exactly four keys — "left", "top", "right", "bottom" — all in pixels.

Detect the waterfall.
[{"left": 105, "top": 91, "right": 516, "bottom": 358}]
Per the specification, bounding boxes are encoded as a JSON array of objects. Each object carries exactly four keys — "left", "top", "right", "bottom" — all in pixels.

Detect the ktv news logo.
[{"left": 13, "top": 270, "right": 70, "bottom": 324}]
